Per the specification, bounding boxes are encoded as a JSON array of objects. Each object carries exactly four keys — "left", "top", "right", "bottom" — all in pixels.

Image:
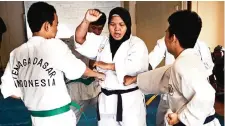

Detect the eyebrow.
[{"left": 110, "top": 21, "right": 125, "bottom": 24}]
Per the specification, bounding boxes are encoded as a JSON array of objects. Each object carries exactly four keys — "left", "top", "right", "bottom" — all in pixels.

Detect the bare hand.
[
  {"left": 85, "top": 9, "right": 102, "bottom": 23},
  {"left": 167, "top": 113, "right": 179, "bottom": 125},
  {"left": 123, "top": 75, "right": 137, "bottom": 86},
  {"left": 93, "top": 61, "right": 109, "bottom": 70},
  {"left": 97, "top": 72, "right": 105, "bottom": 81}
]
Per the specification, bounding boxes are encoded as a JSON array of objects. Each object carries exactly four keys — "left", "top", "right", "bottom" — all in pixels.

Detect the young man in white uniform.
[
  {"left": 124, "top": 10, "right": 221, "bottom": 126},
  {"left": 65, "top": 9, "right": 107, "bottom": 123},
  {"left": 149, "top": 37, "right": 214, "bottom": 126},
  {"left": 74, "top": 8, "right": 149, "bottom": 126},
  {"left": 0, "top": 2, "right": 104, "bottom": 126}
]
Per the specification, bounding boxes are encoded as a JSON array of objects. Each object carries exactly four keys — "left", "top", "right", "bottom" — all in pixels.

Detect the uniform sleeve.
[
  {"left": 1, "top": 52, "right": 22, "bottom": 99},
  {"left": 74, "top": 33, "right": 107, "bottom": 60},
  {"left": 114, "top": 37, "right": 149, "bottom": 84},
  {"left": 148, "top": 37, "right": 167, "bottom": 69},
  {"left": 137, "top": 65, "right": 171, "bottom": 94},
  {"left": 52, "top": 39, "right": 86, "bottom": 80},
  {"left": 178, "top": 68, "right": 216, "bottom": 125},
  {"left": 197, "top": 40, "right": 214, "bottom": 76}
]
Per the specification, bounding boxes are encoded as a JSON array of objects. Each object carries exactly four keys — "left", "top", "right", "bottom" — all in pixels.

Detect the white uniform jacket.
[
  {"left": 75, "top": 33, "right": 149, "bottom": 115},
  {"left": 138, "top": 49, "right": 221, "bottom": 126},
  {"left": 1, "top": 36, "right": 86, "bottom": 125}
]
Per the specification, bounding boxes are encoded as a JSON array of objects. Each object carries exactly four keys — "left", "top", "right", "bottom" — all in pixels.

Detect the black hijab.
[{"left": 108, "top": 7, "right": 131, "bottom": 59}]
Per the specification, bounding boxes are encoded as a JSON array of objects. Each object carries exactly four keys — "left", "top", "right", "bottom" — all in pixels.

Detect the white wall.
[
  {"left": 24, "top": 1, "right": 121, "bottom": 39},
  {"left": 192, "top": 1, "right": 224, "bottom": 51}
]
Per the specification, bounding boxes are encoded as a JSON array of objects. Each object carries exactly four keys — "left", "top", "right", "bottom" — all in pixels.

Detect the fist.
[
  {"left": 85, "top": 9, "right": 102, "bottom": 22},
  {"left": 123, "top": 75, "right": 137, "bottom": 86},
  {"left": 167, "top": 113, "right": 179, "bottom": 125}
]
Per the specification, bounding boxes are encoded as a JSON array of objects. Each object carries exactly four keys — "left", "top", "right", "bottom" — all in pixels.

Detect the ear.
[
  {"left": 43, "top": 22, "right": 49, "bottom": 32},
  {"left": 172, "top": 34, "right": 178, "bottom": 43}
]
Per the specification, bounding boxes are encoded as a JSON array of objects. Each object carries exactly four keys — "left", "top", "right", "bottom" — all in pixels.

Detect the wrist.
[
  {"left": 83, "top": 18, "right": 90, "bottom": 24},
  {"left": 108, "top": 63, "right": 115, "bottom": 70},
  {"left": 133, "top": 76, "right": 137, "bottom": 83}
]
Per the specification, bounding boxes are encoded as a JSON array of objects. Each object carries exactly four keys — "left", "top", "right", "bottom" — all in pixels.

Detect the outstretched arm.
[
  {"left": 124, "top": 65, "right": 171, "bottom": 95},
  {"left": 75, "top": 9, "right": 102, "bottom": 44},
  {"left": 93, "top": 61, "right": 115, "bottom": 71}
]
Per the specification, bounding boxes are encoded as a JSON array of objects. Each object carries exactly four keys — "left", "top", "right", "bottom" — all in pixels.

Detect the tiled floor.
[{"left": 0, "top": 93, "right": 224, "bottom": 126}]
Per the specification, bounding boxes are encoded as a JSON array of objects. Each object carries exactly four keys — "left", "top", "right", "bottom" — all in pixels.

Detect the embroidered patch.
[{"left": 98, "top": 44, "right": 104, "bottom": 53}]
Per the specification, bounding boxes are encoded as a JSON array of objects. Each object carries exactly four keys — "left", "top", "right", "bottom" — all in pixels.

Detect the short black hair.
[
  {"left": 90, "top": 9, "right": 106, "bottom": 26},
  {"left": 27, "top": 2, "right": 56, "bottom": 33},
  {"left": 168, "top": 10, "right": 202, "bottom": 48}
]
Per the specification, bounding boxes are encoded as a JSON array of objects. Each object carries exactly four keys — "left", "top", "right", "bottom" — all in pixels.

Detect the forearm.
[
  {"left": 95, "top": 61, "right": 115, "bottom": 71},
  {"left": 83, "top": 66, "right": 100, "bottom": 78},
  {"left": 107, "top": 63, "right": 115, "bottom": 71},
  {"left": 75, "top": 19, "right": 90, "bottom": 44}
]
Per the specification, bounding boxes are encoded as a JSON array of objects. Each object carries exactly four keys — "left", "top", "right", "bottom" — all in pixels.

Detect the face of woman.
[{"left": 108, "top": 16, "right": 127, "bottom": 40}]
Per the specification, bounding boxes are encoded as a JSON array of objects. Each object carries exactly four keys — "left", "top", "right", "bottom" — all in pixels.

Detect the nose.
[{"left": 115, "top": 25, "right": 120, "bottom": 31}]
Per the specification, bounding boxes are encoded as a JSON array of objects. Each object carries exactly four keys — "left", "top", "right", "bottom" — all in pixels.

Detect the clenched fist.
[
  {"left": 85, "top": 9, "right": 102, "bottom": 23},
  {"left": 123, "top": 75, "right": 137, "bottom": 86}
]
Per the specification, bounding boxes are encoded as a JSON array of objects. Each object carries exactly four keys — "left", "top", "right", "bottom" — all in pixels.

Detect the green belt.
[
  {"left": 66, "top": 77, "right": 95, "bottom": 85},
  {"left": 30, "top": 101, "right": 81, "bottom": 117}
]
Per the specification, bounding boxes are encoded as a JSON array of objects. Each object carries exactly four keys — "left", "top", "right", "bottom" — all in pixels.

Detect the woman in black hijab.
[
  {"left": 75, "top": 7, "right": 149, "bottom": 126},
  {"left": 108, "top": 7, "right": 132, "bottom": 59}
]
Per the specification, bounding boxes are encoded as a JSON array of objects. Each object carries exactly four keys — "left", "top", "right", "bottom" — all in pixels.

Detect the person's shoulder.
[
  {"left": 11, "top": 42, "right": 29, "bottom": 56},
  {"left": 196, "top": 39, "right": 208, "bottom": 47},
  {"left": 173, "top": 50, "right": 200, "bottom": 76},
  {"left": 45, "top": 38, "right": 71, "bottom": 54},
  {"left": 88, "top": 32, "right": 108, "bottom": 40},
  {"left": 47, "top": 38, "right": 68, "bottom": 47},
  {"left": 130, "top": 36, "right": 146, "bottom": 45}
]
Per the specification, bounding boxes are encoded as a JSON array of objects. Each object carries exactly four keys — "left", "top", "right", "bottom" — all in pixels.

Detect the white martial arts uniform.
[
  {"left": 138, "top": 49, "right": 221, "bottom": 126},
  {"left": 75, "top": 33, "right": 149, "bottom": 126},
  {"left": 64, "top": 36, "right": 100, "bottom": 123},
  {"left": 148, "top": 37, "right": 214, "bottom": 126},
  {"left": 1, "top": 36, "right": 87, "bottom": 126}
]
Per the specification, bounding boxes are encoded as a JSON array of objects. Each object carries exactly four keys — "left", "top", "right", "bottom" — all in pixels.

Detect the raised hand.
[
  {"left": 123, "top": 75, "right": 137, "bottom": 86},
  {"left": 85, "top": 9, "right": 102, "bottom": 23}
]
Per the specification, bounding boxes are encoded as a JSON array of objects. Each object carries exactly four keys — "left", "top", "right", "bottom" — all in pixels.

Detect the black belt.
[
  {"left": 97, "top": 87, "right": 139, "bottom": 121},
  {"left": 174, "top": 114, "right": 215, "bottom": 126}
]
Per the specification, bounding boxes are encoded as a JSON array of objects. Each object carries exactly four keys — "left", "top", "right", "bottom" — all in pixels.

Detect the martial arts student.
[
  {"left": 0, "top": 2, "right": 105, "bottom": 126},
  {"left": 124, "top": 10, "right": 221, "bottom": 126},
  {"left": 66, "top": 9, "right": 107, "bottom": 123},
  {"left": 149, "top": 37, "right": 214, "bottom": 126},
  {"left": 74, "top": 8, "right": 149, "bottom": 126}
]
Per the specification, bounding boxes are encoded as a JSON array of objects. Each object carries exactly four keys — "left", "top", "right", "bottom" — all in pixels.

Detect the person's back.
[
  {"left": 149, "top": 36, "right": 214, "bottom": 126},
  {"left": 11, "top": 38, "right": 73, "bottom": 110},
  {"left": 0, "top": 2, "right": 105, "bottom": 126}
]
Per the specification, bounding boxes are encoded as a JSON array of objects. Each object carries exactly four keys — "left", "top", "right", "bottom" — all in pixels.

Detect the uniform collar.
[
  {"left": 177, "top": 48, "right": 197, "bottom": 59},
  {"left": 28, "top": 36, "right": 45, "bottom": 41}
]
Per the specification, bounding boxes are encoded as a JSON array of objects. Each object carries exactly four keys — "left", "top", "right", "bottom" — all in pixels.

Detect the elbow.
[
  {"left": 75, "top": 29, "right": 85, "bottom": 44},
  {"left": 75, "top": 35, "right": 85, "bottom": 45}
]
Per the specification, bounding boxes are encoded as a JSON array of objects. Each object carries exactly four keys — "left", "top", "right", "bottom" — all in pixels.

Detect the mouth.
[{"left": 113, "top": 33, "right": 121, "bottom": 39}]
